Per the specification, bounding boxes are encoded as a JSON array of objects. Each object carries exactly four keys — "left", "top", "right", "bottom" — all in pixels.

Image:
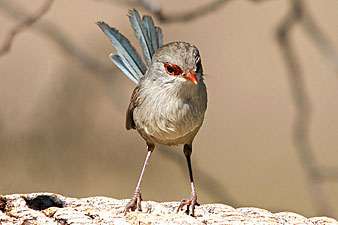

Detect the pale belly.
[
  {"left": 138, "top": 119, "right": 203, "bottom": 146},
  {"left": 133, "top": 98, "right": 205, "bottom": 145}
]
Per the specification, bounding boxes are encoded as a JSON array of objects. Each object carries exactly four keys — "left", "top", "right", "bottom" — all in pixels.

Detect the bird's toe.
[
  {"left": 176, "top": 195, "right": 199, "bottom": 216},
  {"left": 123, "top": 192, "right": 142, "bottom": 215}
]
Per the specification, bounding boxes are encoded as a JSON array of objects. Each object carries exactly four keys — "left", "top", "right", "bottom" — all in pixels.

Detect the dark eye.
[
  {"left": 164, "top": 63, "right": 183, "bottom": 76},
  {"left": 166, "top": 65, "right": 174, "bottom": 73}
]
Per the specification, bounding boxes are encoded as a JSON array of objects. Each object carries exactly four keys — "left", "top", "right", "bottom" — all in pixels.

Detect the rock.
[{"left": 0, "top": 193, "right": 337, "bottom": 224}]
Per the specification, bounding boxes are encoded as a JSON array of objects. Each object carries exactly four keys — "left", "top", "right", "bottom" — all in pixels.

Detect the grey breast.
[{"left": 133, "top": 77, "right": 207, "bottom": 146}]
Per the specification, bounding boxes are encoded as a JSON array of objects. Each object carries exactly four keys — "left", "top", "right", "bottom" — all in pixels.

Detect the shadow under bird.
[{"left": 97, "top": 9, "right": 207, "bottom": 216}]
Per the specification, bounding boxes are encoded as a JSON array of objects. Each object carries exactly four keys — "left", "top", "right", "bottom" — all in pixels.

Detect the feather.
[
  {"left": 97, "top": 21, "right": 146, "bottom": 81},
  {"left": 128, "top": 9, "right": 153, "bottom": 67},
  {"left": 97, "top": 10, "right": 164, "bottom": 84},
  {"left": 109, "top": 54, "right": 138, "bottom": 84},
  {"left": 156, "top": 27, "right": 163, "bottom": 48},
  {"left": 142, "top": 16, "right": 156, "bottom": 55}
]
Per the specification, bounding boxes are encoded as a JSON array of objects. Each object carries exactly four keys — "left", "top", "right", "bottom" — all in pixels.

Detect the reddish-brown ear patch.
[{"left": 164, "top": 63, "right": 183, "bottom": 76}]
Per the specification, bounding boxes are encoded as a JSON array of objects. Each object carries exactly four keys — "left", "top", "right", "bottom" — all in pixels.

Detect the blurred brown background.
[{"left": 0, "top": 0, "right": 337, "bottom": 219}]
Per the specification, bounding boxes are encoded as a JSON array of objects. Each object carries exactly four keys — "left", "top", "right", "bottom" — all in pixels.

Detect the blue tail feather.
[
  {"left": 128, "top": 9, "right": 153, "bottom": 67},
  {"left": 98, "top": 10, "right": 164, "bottom": 84},
  {"left": 156, "top": 27, "right": 163, "bottom": 49},
  {"left": 142, "top": 15, "right": 158, "bottom": 55},
  {"left": 109, "top": 54, "right": 138, "bottom": 84},
  {"left": 97, "top": 21, "right": 146, "bottom": 80}
]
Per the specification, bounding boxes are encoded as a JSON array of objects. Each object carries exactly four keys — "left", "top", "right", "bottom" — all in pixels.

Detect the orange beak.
[{"left": 182, "top": 70, "right": 198, "bottom": 84}]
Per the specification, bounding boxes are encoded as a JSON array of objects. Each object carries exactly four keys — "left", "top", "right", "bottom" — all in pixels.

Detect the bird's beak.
[{"left": 182, "top": 70, "right": 198, "bottom": 84}]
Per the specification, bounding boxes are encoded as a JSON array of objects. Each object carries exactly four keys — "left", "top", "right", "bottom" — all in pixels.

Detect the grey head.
[{"left": 143, "top": 42, "right": 204, "bottom": 87}]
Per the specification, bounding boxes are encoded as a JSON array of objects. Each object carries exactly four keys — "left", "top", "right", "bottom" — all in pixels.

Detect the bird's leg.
[
  {"left": 177, "top": 143, "right": 200, "bottom": 216},
  {"left": 124, "top": 143, "right": 154, "bottom": 214}
]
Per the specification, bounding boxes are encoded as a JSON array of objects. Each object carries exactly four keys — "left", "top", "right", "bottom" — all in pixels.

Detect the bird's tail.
[{"left": 97, "top": 9, "right": 163, "bottom": 84}]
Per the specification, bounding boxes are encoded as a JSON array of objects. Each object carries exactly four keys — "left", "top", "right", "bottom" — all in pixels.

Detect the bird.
[{"left": 97, "top": 9, "right": 207, "bottom": 216}]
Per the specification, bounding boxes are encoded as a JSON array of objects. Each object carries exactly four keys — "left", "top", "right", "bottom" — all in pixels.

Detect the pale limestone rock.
[{"left": 0, "top": 193, "right": 337, "bottom": 224}]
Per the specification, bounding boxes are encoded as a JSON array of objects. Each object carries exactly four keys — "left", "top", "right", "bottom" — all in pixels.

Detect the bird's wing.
[
  {"left": 97, "top": 21, "right": 146, "bottom": 83},
  {"left": 129, "top": 9, "right": 163, "bottom": 67},
  {"left": 126, "top": 85, "right": 141, "bottom": 130}
]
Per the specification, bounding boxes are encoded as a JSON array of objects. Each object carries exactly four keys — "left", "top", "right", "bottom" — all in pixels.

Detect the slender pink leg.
[{"left": 124, "top": 143, "right": 154, "bottom": 214}]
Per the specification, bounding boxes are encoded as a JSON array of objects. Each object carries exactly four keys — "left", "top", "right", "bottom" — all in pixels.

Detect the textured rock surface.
[{"left": 0, "top": 193, "right": 337, "bottom": 224}]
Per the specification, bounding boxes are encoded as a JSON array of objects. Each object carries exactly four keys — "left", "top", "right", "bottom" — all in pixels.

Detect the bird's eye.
[
  {"left": 166, "top": 65, "right": 174, "bottom": 73},
  {"left": 164, "top": 63, "right": 183, "bottom": 76}
]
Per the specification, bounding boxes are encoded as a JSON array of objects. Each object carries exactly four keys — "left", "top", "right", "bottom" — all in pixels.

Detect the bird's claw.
[
  {"left": 176, "top": 194, "right": 199, "bottom": 216},
  {"left": 123, "top": 192, "right": 142, "bottom": 215}
]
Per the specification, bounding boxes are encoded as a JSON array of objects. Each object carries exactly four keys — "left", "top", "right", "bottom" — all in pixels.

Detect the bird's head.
[{"left": 148, "top": 42, "right": 203, "bottom": 85}]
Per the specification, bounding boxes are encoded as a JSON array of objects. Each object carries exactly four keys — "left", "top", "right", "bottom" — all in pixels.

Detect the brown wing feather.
[{"left": 126, "top": 86, "right": 140, "bottom": 130}]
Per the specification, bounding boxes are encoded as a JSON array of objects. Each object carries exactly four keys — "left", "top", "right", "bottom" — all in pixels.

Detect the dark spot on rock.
[
  {"left": 56, "top": 218, "right": 68, "bottom": 225},
  {"left": 87, "top": 214, "right": 95, "bottom": 219},
  {"left": 21, "top": 219, "right": 35, "bottom": 225},
  {"left": 24, "top": 195, "right": 63, "bottom": 210},
  {"left": 206, "top": 206, "right": 214, "bottom": 214},
  {"left": 0, "top": 196, "right": 7, "bottom": 212}
]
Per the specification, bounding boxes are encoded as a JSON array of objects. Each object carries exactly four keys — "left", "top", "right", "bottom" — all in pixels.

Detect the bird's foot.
[
  {"left": 123, "top": 191, "right": 142, "bottom": 215},
  {"left": 177, "top": 194, "right": 200, "bottom": 216}
]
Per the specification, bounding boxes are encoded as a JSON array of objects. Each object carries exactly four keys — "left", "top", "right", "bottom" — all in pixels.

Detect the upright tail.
[{"left": 97, "top": 9, "right": 163, "bottom": 84}]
